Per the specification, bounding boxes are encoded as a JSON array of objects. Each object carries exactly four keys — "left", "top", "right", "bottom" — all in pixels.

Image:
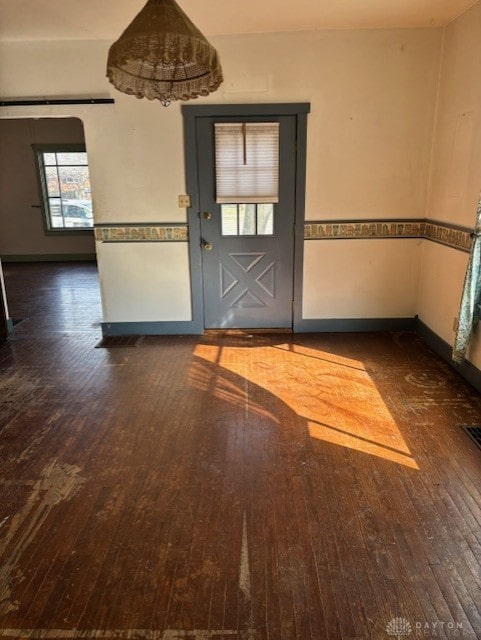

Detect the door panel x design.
[{"left": 219, "top": 253, "right": 276, "bottom": 309}]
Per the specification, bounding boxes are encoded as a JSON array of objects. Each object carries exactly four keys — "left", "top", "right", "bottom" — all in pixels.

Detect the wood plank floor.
[{"left": 0, "top": 261, "right": 480, "bottom": 640}]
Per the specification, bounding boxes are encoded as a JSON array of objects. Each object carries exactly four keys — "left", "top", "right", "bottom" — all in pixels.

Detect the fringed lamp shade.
[{"left": 106, "top": 0, "right": 223, "bottom": 106}]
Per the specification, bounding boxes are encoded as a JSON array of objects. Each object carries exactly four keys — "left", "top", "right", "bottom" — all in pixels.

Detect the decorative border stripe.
[
  {"left": 304, "top": 220, "right": 425, "bottom": 240},
  {"left": 304, "top": 219, "right": 471, "bottom": 252},
  {"left": 424, "top": 221, "right": 471, "bottom": 252},
  {"left": 94, "top": 220, "right": 471, "bottom": 252},
  {"left": 95, "top": 224, "right": 188, "bottom": 243}
]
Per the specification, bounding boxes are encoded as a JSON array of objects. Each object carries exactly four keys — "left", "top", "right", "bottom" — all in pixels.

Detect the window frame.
[
  {"left": 32, "top": 143, "right": 94, "bottom": 235},
  {"left": 220, "top": 203, "right": 275, "bottom": 237}
]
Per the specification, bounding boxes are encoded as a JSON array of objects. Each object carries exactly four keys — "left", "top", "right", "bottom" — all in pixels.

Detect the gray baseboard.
[
  {"left": 294, "top": 317, "right": 418, "bottom": 333},
  {"left": 101, "top": 320, "right": 202, "bottom": 336},
  {"left": 104, "top": 317, "right": 418, "bottom": 336},
  {"left": 416, "top": 319, "right": 481, "bottom": 393},
  {"left": 100, "top": 315, "right": 480, "bottom": 393},
  {"left": 1, "top": 253, "right": 96, "bottom": 262}
]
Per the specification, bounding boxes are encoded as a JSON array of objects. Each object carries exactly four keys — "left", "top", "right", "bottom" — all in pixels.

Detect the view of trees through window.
[
  {"left": 35, "top": 147, "right": 93, "bottom": 230},
  {"left": 221, "top": 203, "right": 274, "bottom": 236}
]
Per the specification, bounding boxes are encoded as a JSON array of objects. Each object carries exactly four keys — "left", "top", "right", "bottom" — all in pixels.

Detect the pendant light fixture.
[{"left": 106, "top": 0, "right": 223, "bottom": 106}]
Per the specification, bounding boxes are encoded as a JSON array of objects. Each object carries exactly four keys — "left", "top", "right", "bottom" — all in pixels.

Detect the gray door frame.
[{"left": 182, "top": 103, "right": 310, "bottom": 333}]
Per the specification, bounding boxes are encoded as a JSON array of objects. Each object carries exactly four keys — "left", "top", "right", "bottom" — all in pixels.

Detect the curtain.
[
  {"left": 214, "top": 122, "right": 280, "bottom": 204},
  {"left": 452, "top": 198, "right": 481, "bottom": 363}
]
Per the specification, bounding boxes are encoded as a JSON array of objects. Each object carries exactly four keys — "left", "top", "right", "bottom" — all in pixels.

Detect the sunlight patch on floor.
[
  {"left": 307, "top": 419, "right": 418, "bottom": 469},
  {"left": 193, "top": 342, "right": 418, "bottom": 469}
]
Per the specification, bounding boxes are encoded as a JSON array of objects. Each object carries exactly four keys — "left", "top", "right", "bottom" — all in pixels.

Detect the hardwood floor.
[{"left": 0, "top": 262, "right": 480, "bottom": 639}]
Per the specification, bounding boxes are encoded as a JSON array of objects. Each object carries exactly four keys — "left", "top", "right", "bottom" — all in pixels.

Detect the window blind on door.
[{"left": 214, "top": 122, "right": 280, "bottom": 203}]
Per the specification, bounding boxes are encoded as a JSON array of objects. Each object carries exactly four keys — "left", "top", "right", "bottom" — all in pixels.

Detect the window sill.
[{"left": 44, "top": 228, "right": 94, "bottom": 236}]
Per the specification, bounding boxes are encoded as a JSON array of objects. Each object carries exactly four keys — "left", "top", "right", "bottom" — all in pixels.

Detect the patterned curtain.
[{"left": 452, "top": 198, "right": 481, "bottom": 363}]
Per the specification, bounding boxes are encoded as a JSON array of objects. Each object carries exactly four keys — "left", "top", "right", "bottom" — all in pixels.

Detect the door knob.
[
  {"left": 203, "top": 242, "right": 213, "bottom": 251},
  {"left": 203, "top": 211, "right": 212, "bottom": 220}
]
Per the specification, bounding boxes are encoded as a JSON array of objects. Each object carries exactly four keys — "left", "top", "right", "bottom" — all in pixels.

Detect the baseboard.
[
  {"left": 0, "top": 254, "right": 96, "bottom": 262},
  {"left": 416, "top": 319, "right": 481, "bottom": 394},
  {"left": 104, "top": 317, "right": 417, "bottom": 336},
  {"left": 294, "top": 317, "right": 418, "bottom": 333},
  {"left": 101, "top": 320, "right": 202, "bottom": 336}
]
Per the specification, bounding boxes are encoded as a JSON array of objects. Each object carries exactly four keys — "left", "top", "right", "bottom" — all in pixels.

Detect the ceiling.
[{"left": 0, "top": 0, "right": 478, "bottom": 41}]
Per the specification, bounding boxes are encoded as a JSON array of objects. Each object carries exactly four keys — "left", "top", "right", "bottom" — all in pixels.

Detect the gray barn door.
[{"left": 196, "top": 115, "right": 297, "bottom": 329}]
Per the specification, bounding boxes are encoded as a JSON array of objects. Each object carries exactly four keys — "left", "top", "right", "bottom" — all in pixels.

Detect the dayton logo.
[{"left": 386, "top": 617, "right": 413, "bottom": 640}]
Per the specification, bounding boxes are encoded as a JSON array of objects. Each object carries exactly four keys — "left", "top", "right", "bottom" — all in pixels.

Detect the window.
[
  {"left": 215, "top": 122, "right": 279, "bottom": 237},
  {"left": 215, "top": 122, "right": 280, "bottom": 203},
  {"left": 221, "top": 203, "right": 274, "bottom": 236},
  {"left": 33, "top": 145, "right": 94, "bottom": 231}
]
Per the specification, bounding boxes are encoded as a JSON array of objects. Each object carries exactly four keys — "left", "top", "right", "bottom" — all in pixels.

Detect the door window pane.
[
  {"left": 221, "top": 204, "right": 238, "bottom": 235},
  {"left": 239, "top": 204, "right": 256, "bottom": 235},
  {"left": 257, "top": 204, "right": 274, "bottom": 235},
  {"left": 220, "top": 203, "right": 274, "bottom": 237}
]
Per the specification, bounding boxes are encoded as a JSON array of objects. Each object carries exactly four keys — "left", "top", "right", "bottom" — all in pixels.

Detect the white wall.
[
  {"left": 418, "top": 241, "right": 467, "bottom": 340},
  {"left": 304, "top": 239, "right": 422, "bottom": 319},
  {"left": 427, "top": 6, "right": 481, "bottom": 227},
  {"left": 0, "top": 40, "right": 187, "bottom": 225},
  {"left": 419, "top": 1, "right": 481, "bottom": 368},
  {"left": 97, "top": 243, "right": 192, "bottom": 323},
  {"left": 0, "top": 28, "right": 443, "bottom": 324}
]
